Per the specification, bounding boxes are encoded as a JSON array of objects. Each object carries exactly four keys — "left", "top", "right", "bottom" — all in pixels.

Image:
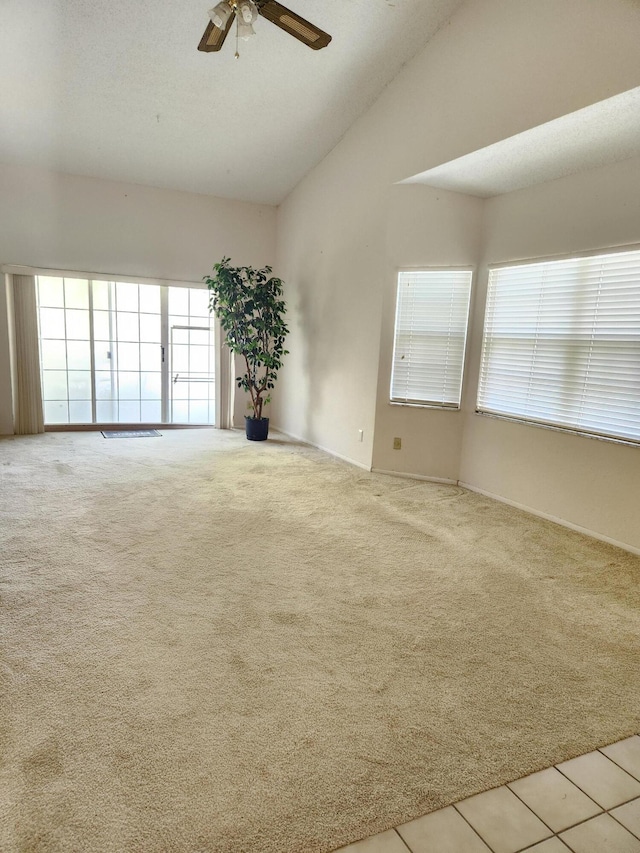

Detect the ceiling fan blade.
[
  {"left": 198, "top": 12, "right": 235, "bottom": 52},
  {"left": 256, "top": 0, "right": 331, "bottom": 49}
]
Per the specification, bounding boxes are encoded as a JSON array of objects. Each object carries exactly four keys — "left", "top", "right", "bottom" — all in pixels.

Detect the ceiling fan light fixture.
[
  {"left": 208, "top": 1, "right": 233, "bottom": 29},
  {"left": 237, "top": 18, "right": 256, "bottom": 40},
  {"left": 238, "top": 0, "right": 259, "bottom": 23}
]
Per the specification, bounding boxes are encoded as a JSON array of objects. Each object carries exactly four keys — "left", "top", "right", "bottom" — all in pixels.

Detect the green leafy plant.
[{"left": 204, "top": 258, "right": 289, "bottom": 421}]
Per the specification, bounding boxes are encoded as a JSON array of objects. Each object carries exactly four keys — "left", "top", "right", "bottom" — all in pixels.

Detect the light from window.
[
  {"left": 390, "top": 269, "right": 473, "bottom": 408},
  {"left": 477, "top": 248, "right": 640, "bottom": 443}
]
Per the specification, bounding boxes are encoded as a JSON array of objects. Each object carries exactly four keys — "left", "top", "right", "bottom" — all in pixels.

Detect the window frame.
[
  {"left": 476, "top": 244, "right": 640, "bottom": 447},
  {"left": 389, "top": 265, "right": 474, "bottom": 411}
]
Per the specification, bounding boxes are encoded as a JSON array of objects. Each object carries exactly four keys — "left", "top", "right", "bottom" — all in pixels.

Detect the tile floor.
[{"left": 334, "top": 734, "right": 640, "bottom": 853}]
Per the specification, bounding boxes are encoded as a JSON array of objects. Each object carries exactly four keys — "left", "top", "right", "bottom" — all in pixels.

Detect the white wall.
[
  {"left": 274, "top": 151, "right": 386, "bottom": 465},
  {"left": 0, "top": 162, "right": 276, "bottom": 433},
  {"left": 459, "top": 155, "right": 640, "bottom": 552},
  {"left": 372, "top": 184, "right": 483, "bottom": 480},
  {"left": 0, "top": 163, "right": 276, "bottom": 281},
  {"left": 274, "top": 0, "right": 640, "bottom": 468}
]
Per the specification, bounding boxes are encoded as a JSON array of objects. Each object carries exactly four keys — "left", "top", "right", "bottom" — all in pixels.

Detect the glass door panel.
[
  {"left": 38, "top": 276, "right": 92, "bottom": 424},
  {"left": 169, "top": 286, "right": 215, "bottom": 425},
  {"left": 92, "top": 281, "right": 162, "bottom": 424}
]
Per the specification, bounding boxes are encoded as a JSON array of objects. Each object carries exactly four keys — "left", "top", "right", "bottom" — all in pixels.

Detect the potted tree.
[{"left": 205, "top": 258, "right": 289, "bottom": 441}]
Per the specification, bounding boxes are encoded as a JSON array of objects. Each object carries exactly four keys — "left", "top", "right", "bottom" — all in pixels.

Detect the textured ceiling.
[
  {"left": 0, "top": 0, "right": 465, "bottom": 205},
  {"left": 401, "top": 87, "right": 640, "bottom": 197}
]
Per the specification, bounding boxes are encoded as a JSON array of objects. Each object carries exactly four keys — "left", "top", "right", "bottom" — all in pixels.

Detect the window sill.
[{"left": 389, "top": 401, "right": 460, "bottom": 412}]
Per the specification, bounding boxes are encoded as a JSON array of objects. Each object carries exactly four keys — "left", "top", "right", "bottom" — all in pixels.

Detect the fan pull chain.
[{"left": 235, "top": 12, "right": 240, "bottom": 58}]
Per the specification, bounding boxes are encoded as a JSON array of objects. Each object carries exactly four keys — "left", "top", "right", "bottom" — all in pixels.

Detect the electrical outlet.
[
  {"left": 393, "top": 437, "right": 402, "bottom": 450},
  {"left": 358, "top": 429, "right": 364, "bottom": 442}
]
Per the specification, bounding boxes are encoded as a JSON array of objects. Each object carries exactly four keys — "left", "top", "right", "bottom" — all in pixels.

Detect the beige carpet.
[{"left": 1, "top": 429, "right": 639, "bottom": 853}]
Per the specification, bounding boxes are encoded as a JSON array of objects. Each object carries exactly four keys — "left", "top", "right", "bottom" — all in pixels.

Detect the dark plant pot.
[{"left": 245, "top": 416, "right": 269, "bottom": 441}]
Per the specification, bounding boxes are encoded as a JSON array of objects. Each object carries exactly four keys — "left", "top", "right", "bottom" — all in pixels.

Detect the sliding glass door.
[{"left": 37, "top": 276, "right": 216, "bottom": 426}]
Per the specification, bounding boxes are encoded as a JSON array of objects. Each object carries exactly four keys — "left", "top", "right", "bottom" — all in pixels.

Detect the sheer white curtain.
[{"left": 12, "top": 274, "right": 45, "bottom": 434}]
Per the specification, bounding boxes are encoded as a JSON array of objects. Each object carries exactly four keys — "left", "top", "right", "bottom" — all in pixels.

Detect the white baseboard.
[
  {"left": 271, "top": 426, "right": 372, "bottom": 471},
  {"left": 270, "top": 427, "right": 640, "bottom": 556},
  {"left": 459, "top": 481, "right": 640, "bottom": 557},
  {"left": 372, "top": 468, "right": 457, "bottom": 485}
]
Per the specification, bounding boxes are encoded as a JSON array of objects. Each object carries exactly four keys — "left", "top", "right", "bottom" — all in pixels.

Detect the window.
[
  {"left": 477, "top": 248, "right": 640, "bottom": 444},
  {"left": 390, "top": 269, "right": 473, "bottom": 408},
  {"left": 37, "top": 276, "right": 216, "bottom": 426}
]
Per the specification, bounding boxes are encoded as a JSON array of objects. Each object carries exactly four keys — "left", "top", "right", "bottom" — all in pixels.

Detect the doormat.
[{"left": 101, "top": 430, "right": 161, "bottom": 439}]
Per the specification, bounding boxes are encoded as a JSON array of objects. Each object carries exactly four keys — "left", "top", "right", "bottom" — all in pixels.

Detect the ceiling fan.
[{"left": 198, "top": 0, "right": 332, "bottom": 53}]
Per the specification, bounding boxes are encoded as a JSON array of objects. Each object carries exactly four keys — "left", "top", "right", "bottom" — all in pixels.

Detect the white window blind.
[
  {"left": 477, "top": 248, "right": 640, "bottom": 444},
  {"left": 390, "top": 269, "right": 473, "bottom": 408}
]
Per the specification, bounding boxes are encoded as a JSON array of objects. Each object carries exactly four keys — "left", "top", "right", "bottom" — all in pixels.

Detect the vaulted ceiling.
[{"left": 0, "top": 0, "right": 465, "bottom": 205}]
